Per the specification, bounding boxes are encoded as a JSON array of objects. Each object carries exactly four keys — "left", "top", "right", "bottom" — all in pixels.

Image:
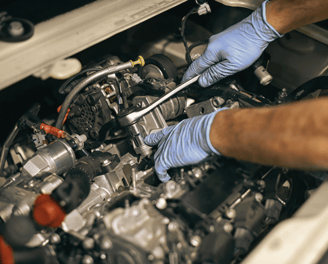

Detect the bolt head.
[
  {"left": 226, "top": 208, "right": 236, "bottom": 219},
  {"left": 190, "top": 235, "right": 202, "bottom": 247},
  {"left": 255, "top": 193, "right": 263, "bottom": 202},
  {"left": 8, "top": 21, "right": 24, "bottom": 36},
  {"left": 83, "top": 238, "right": 94, "bottom": 249},
  {"left": 156, "top": 198, "right": 167, "bottom": 210},
  {"left": 223, "top": 223, "right": 233, "bottom": 233},
  {"left": 82, "top": 255, "right": 94, "bottom": 264},
  {"left": 152, "top": 246, "right": 164, "bottom": 259},
  {"left": 50, "top": 233, "right": 61, "bottom": 244},
  {"left": 102, "top": 159, "right": 111, "bottom": 167},
  {"left": 100, "top": 237, "right": 113, "bottom": 249}
]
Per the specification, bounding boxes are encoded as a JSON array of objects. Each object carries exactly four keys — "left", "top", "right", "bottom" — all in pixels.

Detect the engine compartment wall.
[{"left": 0, "top": 0, "right": 186, "bottom": 91}]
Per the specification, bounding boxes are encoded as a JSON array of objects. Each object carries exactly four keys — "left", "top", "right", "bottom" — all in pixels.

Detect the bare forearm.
[
  {"left": 210, "top": 98, "right": 328, "bottom": 170},
  {"left": 266, "top": 0, "right": 328, "bottom": 34}
]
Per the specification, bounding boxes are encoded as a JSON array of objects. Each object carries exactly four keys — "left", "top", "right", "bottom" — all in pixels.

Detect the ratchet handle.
[{"left": 118, "top": 75, "right": 200, "bottom": 126}]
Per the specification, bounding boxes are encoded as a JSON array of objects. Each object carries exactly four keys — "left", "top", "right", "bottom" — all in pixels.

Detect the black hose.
[
  {"left": 55, "top": 68, "right": 110, "bottom": 129},
  {"left": 58, "top": 68, "right": 101, "bottom": 94},
  {"left": 284, "top": 76, "right": 328, "bottom": 102}
]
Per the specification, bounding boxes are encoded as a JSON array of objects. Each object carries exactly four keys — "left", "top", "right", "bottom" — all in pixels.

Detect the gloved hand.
[
  {"left": 182, "top": 0, "right": 282, "bottom": 87},
  {"left": 144, "top": 109, "right": 227, "bottom": 182}
]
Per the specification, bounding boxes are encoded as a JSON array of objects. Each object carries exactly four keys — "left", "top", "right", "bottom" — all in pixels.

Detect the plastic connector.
[
  {"left": 197, "top": 2, "right": 211, "bottom": 16},
  {"left": 57, "top": 105, "right": 70, "bottom": 125},
  {"left": 40, "top": 123, "right": 67, "bottom": 138},
  {"left": 0, "top": 235, "right": 14, "bottom": 264},
  {"left": 33, "top": 194, "right": 66, "bottom": 228}
]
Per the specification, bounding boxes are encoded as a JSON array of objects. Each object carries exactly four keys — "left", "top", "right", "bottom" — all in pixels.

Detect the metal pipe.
[
  {"left": 0, "top": 124, "right": 20, "bottom": 174},
  {"left": 117, "top": 75, "right": 200, "bottom": 127}
]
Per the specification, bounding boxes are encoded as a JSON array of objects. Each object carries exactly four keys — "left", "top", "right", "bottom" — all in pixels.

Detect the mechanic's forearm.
[
  {"left": 210, "top": 98, "right": 328, "bottom": 170},
  {"left": 266, "top": 0, "right": 328, "bottom": 34}
]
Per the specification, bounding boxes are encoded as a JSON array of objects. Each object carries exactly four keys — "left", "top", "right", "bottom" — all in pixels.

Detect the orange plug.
[
  {"left": 40, "top": 123, "right": 67, "bottom": 138},
  {"left": 57, "top": 105, "right": 70, "bottom": 125},
  {"left": 0, "top": 236, "right": 14, "bottom": 264},
  {"left": 33, "top": 194, "right": 66, "bottom": 228}
]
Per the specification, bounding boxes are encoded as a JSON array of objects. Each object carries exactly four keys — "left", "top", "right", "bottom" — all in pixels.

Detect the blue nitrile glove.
[
  {"left": 182, "top": 0, "right": 282, "bottom": 87},
  {"left": 144, "top": 109, "right": 227, "bottom": 182}
]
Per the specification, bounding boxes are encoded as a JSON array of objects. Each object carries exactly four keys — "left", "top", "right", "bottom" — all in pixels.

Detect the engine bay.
[{"left": 0, "top": 1, "right": 328, "bottom": 264}]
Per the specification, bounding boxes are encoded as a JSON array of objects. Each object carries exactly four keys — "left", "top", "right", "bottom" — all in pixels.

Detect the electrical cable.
[{"left": 180, "top": 7, "right": 198, "bottom": 65}]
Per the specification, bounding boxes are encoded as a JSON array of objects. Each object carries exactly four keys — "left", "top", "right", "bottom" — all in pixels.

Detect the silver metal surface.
[
  {"left": 34, "top": 174, "right": 64, "bottom": 194},
  {"left": 118, "top": 76, "right": 200, "bottom": 126},
  {"left": 22, "top": 139, "right": 76, "bottom": 177},
  {"left": 126, "top": 123, "right": 153, "bottom": 157},
  {"left": 186, "top": 97, "right": 220, "bottom": 118},
  {"left": 254, "top": 65, "right": 273, "bottom": 86},
  {"left": 103, "top": 198, "right": 167, "bottom": 254},
  {"left": 0, "top": 186, "right": 37, "bottom": 220}
]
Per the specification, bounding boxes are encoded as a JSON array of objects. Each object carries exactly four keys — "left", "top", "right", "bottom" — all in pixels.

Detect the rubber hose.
[
  {"left": 55, "top": 68, "right": 112, "bottom": 129},
  {"left": 58, "top": 68, "right": 101, "bottom": 94},
  {"left": 285, "top": 76, "right": 328, "bottom": 102}
]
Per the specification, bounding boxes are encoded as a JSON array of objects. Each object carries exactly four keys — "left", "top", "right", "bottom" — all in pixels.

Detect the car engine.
[{"left": 0, "top": 1, "right": 327, "bottom": 264}]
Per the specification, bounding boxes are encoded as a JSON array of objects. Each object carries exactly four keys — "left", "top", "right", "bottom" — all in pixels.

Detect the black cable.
[
  {"left": 180, "top": 7, "right": 198, "bottom": 65},
  {"left": 58, "top": 68, "right": 101, "bottom": 94},
  {"left": 283, "top": 76, "right": 328, "bottom": 102}
]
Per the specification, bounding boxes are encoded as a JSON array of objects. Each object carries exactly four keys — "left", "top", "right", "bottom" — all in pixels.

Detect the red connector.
[
  {"left": 33, "top": 194, "right": 66, "bottom": 228},
  {"left": 0, "top": 236, "right": 13, "bottom": 264},
  {"left": 57, "top": 105, "right": 70, "bottom": 125},
  {"left": 40, "top": 123, "right": 67, "bottom": 138}
]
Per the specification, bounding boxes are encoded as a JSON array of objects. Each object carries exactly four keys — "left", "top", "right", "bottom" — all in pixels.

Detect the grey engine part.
[{"left": 0, "top": 51, "right": 325, "bottom": 264}]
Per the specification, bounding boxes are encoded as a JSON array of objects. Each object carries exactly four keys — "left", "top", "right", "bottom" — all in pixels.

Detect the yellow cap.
[{"left": 130, "top": 55, "right": 145, "bottom": 67}]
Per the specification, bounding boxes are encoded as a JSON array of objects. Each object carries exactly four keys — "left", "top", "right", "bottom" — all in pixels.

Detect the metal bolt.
[
  {"left": 166, "top": 181, "right": 177, "bottom": 191},
  {"left": 8, "top": 21, "right": 24, "bottom": 37},
  {"left": 83, "top": 238, "right": 94, "bottom": 249},
  {"left": 82, "top": 255, "right": 94, "bottom": 264},
  {"left": 102, "top": 159, "right": 111, "bottom": 167},
  {"left": 100, "top": 236, "right": 113, "bottom": 250},
  {"left": 50, "top": 233, "right": 61, "bottom": 244},
  {"left": 223, "top": 223, "right": 233, "bottom": 233},
  {"left": 255, "top": 193, "right": 263, "bottom": 203},
  {"left": 212, "top": 97, "right": 225, "bottom": 108},
  {"left": 100, "top": 254, "right": 106, "bottom": 260},
  {"left": 168, "top": 222, "right": 178, "bottom": 232},
  {"left": 114, "top": 130, "right": 122, "bottom": 136},
  {"left": 226, "top": 208, "right": 236, "bottom": 219},
  {"left": 209, "top": 225, "right": 215, "bottom": 232},
  {"left": 161, "top": 217, "right": 170, "bottom": 224},
  {"left": 148, "top": 255, "right": 155, "bottom": 261},
  {"left": 190, "top": 235, "right": 202, "bottom": 247},
  {"left": 192, "top": 167, "right": 202, "bottom": 178},
  {"left": 156, "top": 198, "right": 167, "bottom": 210},
  {"left": 216, "top": 216, "right": 223, "bottom": 223},
  {"left": 152, "top": 246, "right": 165, "bottom": 259},
  {"left": 257, "top": 180, "right": 266, "bottom": 190}
]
